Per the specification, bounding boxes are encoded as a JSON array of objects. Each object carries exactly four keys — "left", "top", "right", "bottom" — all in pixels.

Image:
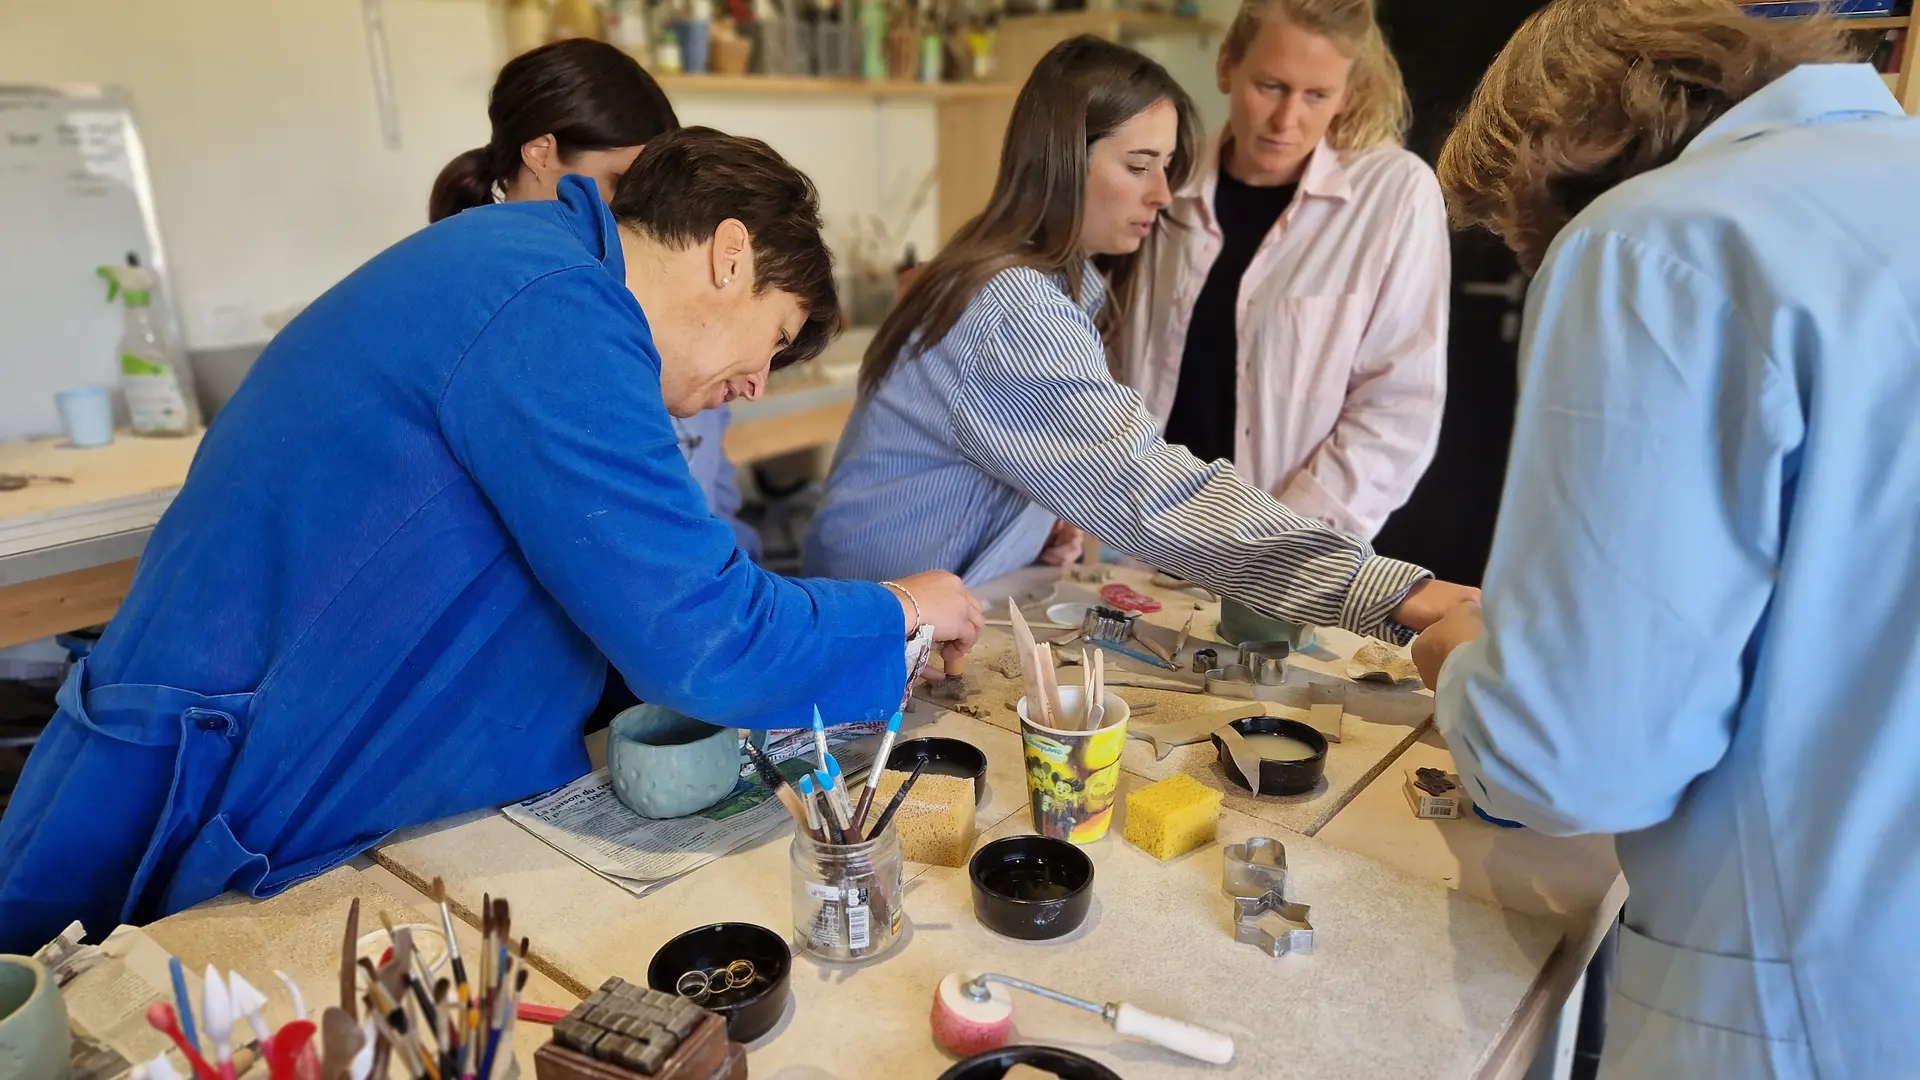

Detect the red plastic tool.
[{"left": 146, "top": 1002, "right": 222, "bottom": 1080}]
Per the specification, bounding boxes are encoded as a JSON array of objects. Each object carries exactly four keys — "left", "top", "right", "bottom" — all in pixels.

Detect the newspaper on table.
[
  {"left": 503, "top": 722, "right": 884, "bottom": 897},
  {"left": 33, "top": 921, "right": 193, "bottom": 1080}
]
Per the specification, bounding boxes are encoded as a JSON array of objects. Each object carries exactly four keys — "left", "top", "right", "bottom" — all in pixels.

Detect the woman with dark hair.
[
  {"left": 429, "top": 38, "right": 679, "bottom": 223},
  {"left": 430, "top": 40, "right": 760, "bottom": 559},
  {"left": 805, "top": 35, "right": 1473, "bottom": 643},
  {"left": 0, "top": 128, "right": 981, "bottom": 951},
  {"left": 1412, "top": 1, "right": 1918, "bottom": 1074}
]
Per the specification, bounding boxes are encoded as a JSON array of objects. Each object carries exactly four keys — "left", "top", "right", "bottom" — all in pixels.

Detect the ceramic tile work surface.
[
  {"left": 953, "top": 565, "right": 1438, "bottom": 836},
  {"left": 375, "top": 703, "right": 1563, "bottom": 1078}
]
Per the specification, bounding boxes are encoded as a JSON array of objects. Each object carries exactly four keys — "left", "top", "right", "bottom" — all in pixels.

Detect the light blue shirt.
[
  {"left": 805, "top": 264, "right": 1428, "bottom": 641},
  {"left": 1435, "top": 66, "right": 1919, "bottom": 1078},
  {"left": 672, "top": 407, "right": 759, "bottom": 561}
]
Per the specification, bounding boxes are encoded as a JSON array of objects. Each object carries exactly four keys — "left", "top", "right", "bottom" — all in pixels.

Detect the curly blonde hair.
[
  {"left": 1222, "top": 0, "right": 1410, "bottom": 150},
  {"left": 1438, "top": 0, "right": 1856, "bottom": 271}
]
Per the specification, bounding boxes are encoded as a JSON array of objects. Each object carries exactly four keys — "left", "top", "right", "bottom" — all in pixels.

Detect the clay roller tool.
[
  {"left": 852, "top": 711, "right": 904, "bottom": 834},
  {"left": 930, "top": 972, "right": 1234, "bottom": 1065}
]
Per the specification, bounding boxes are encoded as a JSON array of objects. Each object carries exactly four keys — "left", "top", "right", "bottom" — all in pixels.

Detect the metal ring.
[
  {"left": 725, "top": 960, "right": 756, "bottom": 989},
  {"left": 705, "top": 968, "right": 731, "bottom": 994},
  {"left": 675, "top": 970, "right": 710, "bottom": 999}
]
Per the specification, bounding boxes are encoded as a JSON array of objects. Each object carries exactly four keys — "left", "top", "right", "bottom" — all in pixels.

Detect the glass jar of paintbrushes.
[{"left": 789, "top": 822, "right": 905, "bottom": 961}]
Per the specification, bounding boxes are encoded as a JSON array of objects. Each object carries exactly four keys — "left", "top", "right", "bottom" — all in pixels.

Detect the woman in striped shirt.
[{"left": 806, "top": 36, "right": 1474, "bottom": 642}]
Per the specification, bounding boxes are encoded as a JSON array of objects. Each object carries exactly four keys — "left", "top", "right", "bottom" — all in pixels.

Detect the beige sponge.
[
  {"left": 1123, "top": 774, "right": 1222, "bottom": 860},
  {"left": 873, "top": 769, "right": 976, "bottom": 866}
]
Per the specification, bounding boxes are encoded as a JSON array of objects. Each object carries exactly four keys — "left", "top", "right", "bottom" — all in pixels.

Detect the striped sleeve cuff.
[{"left": 1339, "top": 555, "right": 1431, "bottom": 645}]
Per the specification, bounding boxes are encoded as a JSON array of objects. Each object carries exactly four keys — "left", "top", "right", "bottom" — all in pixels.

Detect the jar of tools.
[{"left": 790, "top": 823, "right": 905, "bottom": 961}]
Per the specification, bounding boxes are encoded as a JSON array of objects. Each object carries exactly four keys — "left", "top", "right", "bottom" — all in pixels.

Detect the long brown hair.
[
  {"left": 1439, "top": 0, "right": 1854, "bottom": 271},
  {"left": 859, "top": 36, "right": 1199, "bottom": 395},
  {"left": 1222, "top": 0, "right": 1409, "bottom": 150}
]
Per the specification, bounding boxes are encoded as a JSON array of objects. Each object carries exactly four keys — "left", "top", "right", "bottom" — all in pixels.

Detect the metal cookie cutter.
[
  {"left": 1222, "top": 837, "right": 1289, "bottom": 901},
  {"left": 1081, "top": 605, "right": 1180, "bottom": 671},
  {"left": 1233, "top": 893, "right": 1315, "bottom": 957},
  {"left": 1204, "top": 664, "right": 1286, "bottom": 702},
  {"left": 1237, "top": 640, "right": 1291, "bottom": 687}
]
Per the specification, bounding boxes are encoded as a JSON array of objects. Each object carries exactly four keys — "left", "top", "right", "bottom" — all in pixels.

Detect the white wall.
[{"left": 0, "top": 0, "right": 939, "bottom": 351}]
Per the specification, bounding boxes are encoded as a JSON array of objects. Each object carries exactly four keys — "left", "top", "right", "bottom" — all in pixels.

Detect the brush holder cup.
[
  {"left": 608, "top": 705, "right": 744, "bottom": 819},
  {"left": 790, "top": 824, "right": 905, "bottom": 962}
]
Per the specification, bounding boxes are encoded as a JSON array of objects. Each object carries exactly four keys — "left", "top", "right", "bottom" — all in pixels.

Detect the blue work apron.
[{"left": 0, "top": 658, "right": 264, "bottom": 944}]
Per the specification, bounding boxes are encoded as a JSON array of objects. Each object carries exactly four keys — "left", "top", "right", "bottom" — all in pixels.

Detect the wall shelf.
[
  {"left": 653, "top": 73, "right": 1016, "bottom": 99},
  {"left": 999, "top": 11, "right": 1224, "bottom": 36},
  {"left": 1834, "top": 14, "right": 1911, "bottom": 27}
]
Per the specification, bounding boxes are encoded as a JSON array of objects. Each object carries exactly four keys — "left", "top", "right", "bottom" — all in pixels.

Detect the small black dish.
[
  {"left": 1213, "top": 715, "right": 1329, "bottom": 797},
  {"left": 644, "top": 922, "right": 791, "bottom": 1043},
  {"left": 937, "top": 1045, "right": 1123, "bottom": 1080},
  {"left": 968, "top": 835, "right": 1094, "bottom": 941},
  {"left": 888, "top": 736, "right": 988, "bottom": 805}
]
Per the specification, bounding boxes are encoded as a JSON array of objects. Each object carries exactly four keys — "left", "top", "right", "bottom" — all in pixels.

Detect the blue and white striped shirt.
[{"left": 804, "top": 264, "right": 1430, "bottom": 642}]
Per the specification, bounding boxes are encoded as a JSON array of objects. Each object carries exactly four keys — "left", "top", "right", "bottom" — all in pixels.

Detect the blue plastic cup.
[
  {"left": 54, "top": 387, "right": 114, "bottom": 447},
  {"left": 678, "top": 19, "right": 712, "bottom": 73}
]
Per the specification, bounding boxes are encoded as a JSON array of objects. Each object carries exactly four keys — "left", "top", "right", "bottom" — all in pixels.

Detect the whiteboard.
[{"left": 0, "top": 84, "right": 186, "bottom": 442}]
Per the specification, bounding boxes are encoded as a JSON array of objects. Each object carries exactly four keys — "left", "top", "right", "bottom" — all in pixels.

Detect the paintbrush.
[
  {"left": 796, "top": 774, "right": 828, "bottom": 842},
  {"left": 810, "top": 705, "right": 831, "bottom": 775},
  {"left": 868, "top": 757, "right": 927, "bottom": 838},
  {"left": 851, "top": 711, "right": 904, "bottom": 834},
  {"left": 168, "top": 956, "right": 203, "bottom": 1056},
  {"left": 378, "top": 914, "right": 438, "bottom": 1031},
  {"left": 743, "top": 737, "right": 809, "bottom": 831},
  {"left": 341, "top": 899, "right": 360, "bottom": 1021},
  {"left": 359, "top": 960, "right": 428, "bottom": 1080},
  {"left": 429, "top": 878, "right": 469, "bottom": 1059}
]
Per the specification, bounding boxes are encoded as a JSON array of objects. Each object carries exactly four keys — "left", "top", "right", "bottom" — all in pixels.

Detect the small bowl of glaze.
[
  {"left": 1213, "top": 715, "right": 1328, "bottom": 797},
  {"left": 968, "top": 835, "right": 1094, "bottom": 941}
]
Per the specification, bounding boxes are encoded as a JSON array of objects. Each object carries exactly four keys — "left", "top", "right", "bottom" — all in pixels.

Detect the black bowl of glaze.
[
  {"left": 888, "top": 736, "right": 989, "bottom": 805},
  {"left": 1213, "top": 715, "right": 1329, "bottom": 797},
  {"left": 938, "top": 1045, "right": 1123, "bottom": 1080},
  {"left": 645, "top": 922, "right": 790, "bottom": 1043},
  {"left": 968, "top": 835, "right": 1094, "bottom": 941}
]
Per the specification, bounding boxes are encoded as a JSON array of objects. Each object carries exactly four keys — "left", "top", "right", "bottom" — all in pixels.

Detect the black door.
[{"left": 1369, "top": 0, "right": 1549, "bottom": 586}]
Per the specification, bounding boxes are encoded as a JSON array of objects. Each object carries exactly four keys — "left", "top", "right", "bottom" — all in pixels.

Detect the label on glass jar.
[
  {"left": 805, "top": 881, "right": 840, "bottom": 902},
  {"left": 846, "top": 899, "right": 871, "bottom": 950}
]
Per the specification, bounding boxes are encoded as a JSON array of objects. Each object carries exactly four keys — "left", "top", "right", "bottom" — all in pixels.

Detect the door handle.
[{"left": 1458, "top": 273, "right": 1529, "bottom": 305}]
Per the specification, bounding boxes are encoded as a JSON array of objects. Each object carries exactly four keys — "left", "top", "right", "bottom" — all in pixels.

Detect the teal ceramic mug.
[
  {"left": 608, "top": 705, "right": 746, "bottom": 819},
  {"left": 0, "top": 955, "right": 70, "bottom": 1080},
  {"left": 1216, "top": 597, "right": 1316, "bottom": 652}
]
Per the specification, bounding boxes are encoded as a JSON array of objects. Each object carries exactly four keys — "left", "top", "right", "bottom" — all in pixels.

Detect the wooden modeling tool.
[
  {"left": 1087, "top": 649, "right": 1106, "bottom": 730},
  {"left": 1007, "top": 600, "right": 1047, "bottom": 716},
  {"left": 340, "top": 899, "right": 360, "bottom": 1020},
  {"left": 1033, "top": 643, "right": 1063, "bottom": 728},
  {"left": 1214, "top": 726, "right": 1267, "bottom": 797}
]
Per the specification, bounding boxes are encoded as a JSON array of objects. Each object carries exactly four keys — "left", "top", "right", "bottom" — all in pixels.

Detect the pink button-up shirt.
[{"left": 1120, "top": 133, "right": 1450, "bottom": 539}]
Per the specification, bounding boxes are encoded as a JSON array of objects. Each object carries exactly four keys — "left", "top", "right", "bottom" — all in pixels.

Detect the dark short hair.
[
  {"left": 429, "top": 39, "right": 680, "bottom": 223},
  {"left": 610, "top": 127, "right": 838, "bottom": 370}
]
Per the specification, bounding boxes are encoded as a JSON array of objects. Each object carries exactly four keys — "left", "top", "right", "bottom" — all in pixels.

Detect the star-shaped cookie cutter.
[
  {"left": 1223, "top": 837, "right": 1313, "bottom": 956},
  {"left": 1233, "top": 892, "right": 1315, "bottom": 957}
]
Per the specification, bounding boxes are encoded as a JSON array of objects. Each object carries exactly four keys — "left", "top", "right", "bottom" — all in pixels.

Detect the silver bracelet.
[{"left": 880, "top": 580, "right": 923, "bottom": 633}]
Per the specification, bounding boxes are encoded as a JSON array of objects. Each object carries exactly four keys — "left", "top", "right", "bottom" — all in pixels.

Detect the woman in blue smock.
[
  {"left": 0, "top": 128, "right": 981, "bottom": 953},
  {"left": 1412, "top": 2, "right": 1920, "bottom": 1075}
]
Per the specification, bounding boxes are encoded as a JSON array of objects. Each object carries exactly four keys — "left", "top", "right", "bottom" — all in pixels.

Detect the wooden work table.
[{"left": 334, "top": 565, "right": 1621, "bottom": 1079}]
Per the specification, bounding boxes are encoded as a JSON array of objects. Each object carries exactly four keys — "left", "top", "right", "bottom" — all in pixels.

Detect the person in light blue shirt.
[
  {"left": 1412, "top": 2, "right": 1919, "bottom": 1075},
  {"left": 673, "top": 409, "right": 759, "bottom": 560}
]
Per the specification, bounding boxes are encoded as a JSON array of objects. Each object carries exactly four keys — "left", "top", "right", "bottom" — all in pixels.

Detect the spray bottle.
[{"left": 98, "top": 253, "right": 198, "bottom": 436}]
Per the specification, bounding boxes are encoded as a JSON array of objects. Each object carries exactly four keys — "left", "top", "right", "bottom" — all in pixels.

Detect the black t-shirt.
[{"left": 1163, "top": 165, "right": 1298, "bottom": 465}]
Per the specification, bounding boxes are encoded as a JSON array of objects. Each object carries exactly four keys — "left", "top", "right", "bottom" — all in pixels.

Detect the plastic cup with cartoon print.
[{"left": 1016, "top": 687, "right": 1131, "bottom": 844}]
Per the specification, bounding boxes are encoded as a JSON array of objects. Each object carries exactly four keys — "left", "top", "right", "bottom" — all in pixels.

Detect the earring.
[{"left": 721, "top": 278, "right": 731, "bottom": 286}]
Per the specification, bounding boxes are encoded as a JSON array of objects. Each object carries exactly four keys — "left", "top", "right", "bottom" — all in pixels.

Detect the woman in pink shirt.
[{"left": 1119, "top": 0, "right": 1448, "bottom": 540}]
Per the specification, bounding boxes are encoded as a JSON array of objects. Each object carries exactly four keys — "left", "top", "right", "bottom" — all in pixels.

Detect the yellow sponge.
[
  {"left": 1123, "top": 775, "right": 1222, "bottom": 860},
  {"left": 873, "top": 770, "right": 976, "bottom": 867}
]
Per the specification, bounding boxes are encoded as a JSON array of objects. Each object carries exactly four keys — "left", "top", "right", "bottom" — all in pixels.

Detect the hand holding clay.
[
  {"left": 1411, "top": 601, "right": 1486, "bottom": 688},
  {"left": 1390, "top": 578, "right": 1481, "bottom": 633}
]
